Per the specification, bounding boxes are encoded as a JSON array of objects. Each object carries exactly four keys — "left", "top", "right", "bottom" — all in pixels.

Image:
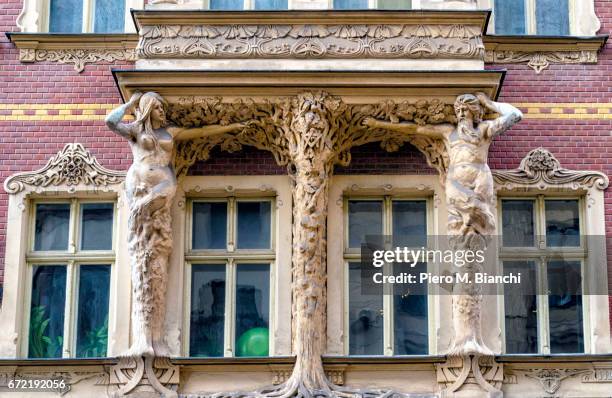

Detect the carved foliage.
[
  {"left": 493, "top": 147, "right": 609, "bottom": 191},
  {"left": 171, "top": 95, "right": 455, "bottom": 177},
  {"left": 138, "top": 24, "right": 484, "bottom": 60},
  {"left": 4, "top": 143, "right": 125, "bottom": 194},
  {"left": 523, "top": 369, "right": 589, "bottom": 395},
  {"left": 19, "top": 48, "right": 136, "bottom": 73},
  {"left": 485, "top": 50, "right": 598, "bottom": 73}
]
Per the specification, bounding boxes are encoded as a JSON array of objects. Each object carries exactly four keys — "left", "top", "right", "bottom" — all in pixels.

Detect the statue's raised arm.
[
  {"left": 476, "top": 92, "right": 523, "bottom": 138},
  {"left": 362, "top": 116, "right": 454, "bottom": 139}
]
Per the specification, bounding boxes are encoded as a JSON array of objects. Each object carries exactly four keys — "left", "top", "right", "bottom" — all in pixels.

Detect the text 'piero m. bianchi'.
[{"left": 370, "top": 247, "right": 522, "bottom": 285}]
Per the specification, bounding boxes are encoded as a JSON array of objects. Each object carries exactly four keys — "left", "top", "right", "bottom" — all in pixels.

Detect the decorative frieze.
[
  {"left": 522, "top": 369, "right": 589, "bottom": 395},
  {"left": 3, "top": 143, "right": 125, "bottom": 194},
  {"left": 493, "top": 147, "right": 609, "bottom": 191},
  {"left": 19, "top": 47, "right": 136, "bottom": 73},
  {"left": 582, "top": 368, "right": 612, "bottom": 383},
  {"left": 485, "top": 50, "right": 598, "bottom": 74}
]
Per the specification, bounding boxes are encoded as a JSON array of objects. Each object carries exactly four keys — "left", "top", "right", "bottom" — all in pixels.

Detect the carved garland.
[
  {"left": 485, "top": 49, "right": 598, "bottom": 74},
  {"left": 3, "top": 143, "right": 126, "bottom": 194},
  {"left": 493, "top": 147, "right": 609, "bottom": 191},
  {"left": 19, "top": 48, "right": 136, "bottom": 73},
  {"left": 138, "top": 24, "right": 484, "bottom": 60}
]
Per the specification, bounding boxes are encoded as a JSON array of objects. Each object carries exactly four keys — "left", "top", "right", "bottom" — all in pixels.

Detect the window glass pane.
[
  {"left": 548, "top": 261, "right": 583, "bottom": 353},
  {"left": 254, "top": 0, "right": 288, "bottom": 9},
  {"left": 392, "top": 201, "right": 427, "bottom": 248},
  {"left": 394, "top": 262, "right": 428, "bottom": 355},
  {"left": 210, "top": 0, "right": 244, "bottom": 9},
  {"left": 536, "top": 0, "right": 569, "bottom": 35},
  {"left": 348, "top": 201, "right": 383, "bottom": 248},
  {"left": 80, "top": 203, "right": 113, "bottom": 251},
  {"left": 494, "top": 0, "right": 526, "bottom": 34},
  {"left": 348, "top": 262, "right": 383, "bottom": 355},
  {"left": 546, "top": 200, "right": 580, "bottom": 247},
  {"left": 29, "top": 266, "right": 66, "bottom": 358},
  {"left": 334, "top": 0, "right": 368, "bottom": 9},
  {"left": 378, "top": 0, "right": 411, "bottom": 9},
  {"left": 190, "top": 265, "right": 226, "bottom": 357},
  {"left": 235, "top": 264, "right": 270, "bottom": 357},
  {"left": 192, "top": 202, "right": 227, "bottom": 250},
  {"left": 76, "top": 265, "right": 110, "bottom": 358},
  {"left": 237, "top": 201, "right": 271, "bottom": 249},
  {"left": 501, "top": 200, "right": 535, "bottom": 247},
  {"left": 504, "top": 261, "right": 538, "bottom": 354},
  {"left": 34, "top": 203, "right": 70, "bottom": 251},
  {"left": 49, "top": 0, "right": 83, "bottom": 33},
  {"left": 94, "top": 0, "right": 126, "bottom": 33}
]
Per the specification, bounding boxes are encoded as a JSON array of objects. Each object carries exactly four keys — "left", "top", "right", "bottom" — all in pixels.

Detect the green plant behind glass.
[
  {"left": 78, "top": 317, "right": 108, "bottom": 358},
  {"left": 29, "top": 305, "right": 63, "bottom": 358}
]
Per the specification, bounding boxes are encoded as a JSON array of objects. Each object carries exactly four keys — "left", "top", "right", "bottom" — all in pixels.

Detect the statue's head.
[
  {"left": 454, "top": 94, "right": 483, "bottom": 124},
  {"left": 136, "top": 92, "right": 168, "bottom": 129}
]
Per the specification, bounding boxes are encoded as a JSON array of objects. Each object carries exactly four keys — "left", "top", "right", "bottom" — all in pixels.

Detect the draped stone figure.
[
  {"left": 105, "top": 92, "right": 246, "bottom": 358},
  {"left": 364, "top": 93, "right": 522, "bottom": 356}
]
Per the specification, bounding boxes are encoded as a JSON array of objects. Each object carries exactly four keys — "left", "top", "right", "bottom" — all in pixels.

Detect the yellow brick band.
[{"left": 0, "top": 103, "right": 609, "bottom": 121}]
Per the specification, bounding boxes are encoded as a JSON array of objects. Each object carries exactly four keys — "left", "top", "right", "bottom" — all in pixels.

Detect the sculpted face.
[
  {"left": 454, "top": 94, "right": 483, "bottom": 126},
  {"left": 150, "top": 100, "right": 167, "bottom": 128},
  {"left": 456, "top": 105, "right": 474, "bottom": 123}
]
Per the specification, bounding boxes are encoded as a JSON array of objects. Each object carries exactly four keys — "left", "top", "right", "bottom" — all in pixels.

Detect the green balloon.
[{"left": 236, "top": 327, "right": 269, "bottom": 357}]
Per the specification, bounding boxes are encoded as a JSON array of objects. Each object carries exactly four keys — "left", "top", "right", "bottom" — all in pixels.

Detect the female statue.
[
  {"left": 106, "top": 91, "right": 246, "bottom": 357},
  {"left": 364, "top": 93, "right": 522, "bottom": 355}
]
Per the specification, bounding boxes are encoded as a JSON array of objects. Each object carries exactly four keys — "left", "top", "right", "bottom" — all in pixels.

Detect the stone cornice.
[{"left": 484, "top": 34, "right": 608, "bottom": 73}]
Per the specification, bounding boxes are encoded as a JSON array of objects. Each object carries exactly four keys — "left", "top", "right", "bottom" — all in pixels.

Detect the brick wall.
[{"left": 0, "top": 1, "right": 610, "bottom": 324}]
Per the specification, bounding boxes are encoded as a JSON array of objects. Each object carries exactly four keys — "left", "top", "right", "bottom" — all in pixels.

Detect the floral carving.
[
  {"left": 19, "top": 48, "right": 136, "bottom": 73},
  {"left": 4, "top": 143, "right": 125, "bottom": 194},
  {"left": 493, "top": 147, "right": 609, "bottom": 190},
  {"left": 485, "top": 50, "right": 598, "bottom": 73},
  {"left": 137, "top": 23, "right": 484, "bottom": 60},
  {"left": 523, "top": 369, "right": 589, "bottom": 395}
]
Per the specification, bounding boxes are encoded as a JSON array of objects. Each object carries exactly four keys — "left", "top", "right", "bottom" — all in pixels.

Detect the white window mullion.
[
  {"left": 525, "top": 0, "right": 537, "bottom": 34},
  {"left": 382, "top": 196, "right": 393, "bottom": 356},
  {"left": 82, "top": 0, "right": 94, "bottom": 33},
  {"left": 537, "top": 257, "right": 550, "bottom": 354},
  {"left": 224, "top": 259, "right": 236, "bottom": 357},
  {"left": 62, "top": 261, "right": 76, "bottom": 357},
  {"left": 182, "top": 262, "right": 193, "bottom": 356}
]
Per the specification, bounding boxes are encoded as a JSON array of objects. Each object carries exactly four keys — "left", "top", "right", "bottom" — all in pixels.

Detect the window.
[
  {"left": 48, "top": 0, "right": 127, "bottom": 33},
  {"left": 345, "top": 197, "right": 429, "bottom": 356},
  {"left": 186, "top": 198, "right": 274, "bottom": 357},
  {"left": 494, "top": 0, "right": 570, "bottom": 35},
  {"left": 26, "top": 200, "right": 115, "bottom": 358},
  {"left": 333, "top": 0, "right": 411, "bottom": 9},
  {"left": 500, "top": 197, "right": 585, "bottom": 354},
  {"left": 209, "top": 0, "right": 289, "bottom": 10}
]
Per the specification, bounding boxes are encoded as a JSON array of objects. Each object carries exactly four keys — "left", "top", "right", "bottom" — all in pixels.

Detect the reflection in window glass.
[
  {"left": 348, "top": 262, "right": 383, "bottom": 355},
  {"left": 35, "top": 203, "right": 70, "bottom": 251},
  {"left": 94, "top": 0, "right": 125, "bottom": 33},
  {"left": 334, "top": 0, "right": 368, "bottom": 9},
  {"left": 29, "top": 266, "right": 66, "bottom": 358},
  {"left": 536, "top": 0, "right": 569, "bottom": 35},
  {"left": 548, "top": 261, "right": 583, "bottom": 353},
  {"left": 378, "top": 0, "right": 411, "bottom": 9},
  {"left": 546, "top": 200, "right": 580, "bottom": 247},
  {"left": 76, "top": 265, "right": 110, "bottom": 358},
  {"left": 49, "top": 0, "right": 83, "bottom": 33},
  {"left": 494, "top": 0, "right": 526, "bottom": 34},
  {"left": 237, "top": 202, "right": 271, "bottom": 249},
  {"left": 80, "top": 203, "right": 114, "bottom": 251},
  {"left": 235, "top": 264, "right": 270, "bottom": 357},
  {"left": 210, "top": 0, "right": 244, "bottom": 9},
  {"left": 192, "top": 202, "right": 227, "bottom": 250},
  {"left": 254, "top": 0, "right": 288, "bottom": 9},
  {"left": 393, "top": 263, "right": 428, "bottom": 355},
  {"left": 190, "top": 265, "right": 226, "bottom": 357},
  {"left": 504, "top": 261, "right": 538, "bottom": 354},
  {"left": 502, "top": 200, "right": 535, "bottom": 247},
  {"left": 392, "top": 201, "right": 427, "bottom": 248},
  {"left": 348, "top": 201, "right": 383, "bottom": 248}
]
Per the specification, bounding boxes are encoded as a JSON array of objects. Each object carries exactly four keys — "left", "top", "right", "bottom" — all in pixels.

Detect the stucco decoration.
[
  {"left": 493, "top": 147, "right": 609, "bottom": 191},
  {"left": 485, "top": 50, "right": 598, "bottom": 73},
  {"left": 109, "top": 356, "right": 180, "bottom": 398},
  {"left": 137, "top": 24, "right": 484, "bottom": 60},
  {"left": 105, "top": 93, "right": 246, "bottom": 363},
  {"left": 522, "top": 369, "right": 590, "bottom": 395},
  {"left": 364, "top": 93, "right": 522, "bottom": 396},
  {"left": 3, "top": 143, "right": 125, "bottom": 194},
  {"left": 19, "top": 48, "right": 137, "bottom": 73}
]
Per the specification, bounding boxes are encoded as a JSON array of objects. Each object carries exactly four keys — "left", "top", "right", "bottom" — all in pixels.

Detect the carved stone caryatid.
[
  {"left": 364, "top": 93, "right": 522, "bottom": 396},
  {"left": 105, "top": 92, "right": 246, "bottom": 396}
]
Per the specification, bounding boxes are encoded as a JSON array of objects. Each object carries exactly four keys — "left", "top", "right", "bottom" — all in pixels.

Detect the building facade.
[{"left": 0, "top": 0, "right": 610, "bottom": 397}]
